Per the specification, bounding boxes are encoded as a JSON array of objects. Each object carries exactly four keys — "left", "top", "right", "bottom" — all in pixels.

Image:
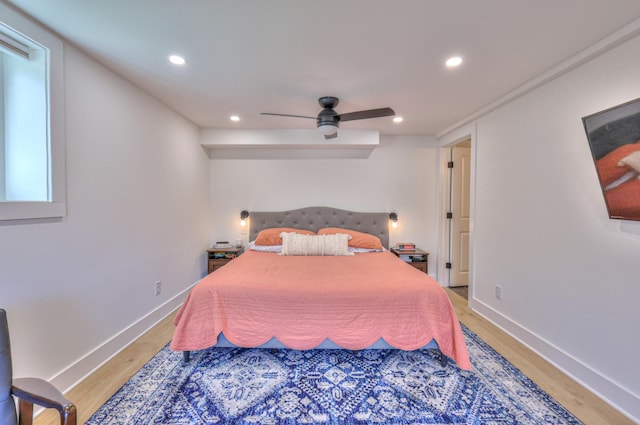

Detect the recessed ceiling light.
[
  {"left": 230, "top": 115, "right": 240, "bottom": 122},
  {"left": 446, "top": 56, "right": 463, "bottom": 68},
  {"left": 169, "top": 55, "right": 186, "bottom": 65},
  {"left": 393, "top": 116, "right": 404, "bottom": 123}
]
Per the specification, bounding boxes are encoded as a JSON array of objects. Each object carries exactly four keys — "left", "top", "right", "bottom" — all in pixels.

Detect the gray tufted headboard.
[{"left": 249, "top": 206, "right": 390, "bottom": 248}]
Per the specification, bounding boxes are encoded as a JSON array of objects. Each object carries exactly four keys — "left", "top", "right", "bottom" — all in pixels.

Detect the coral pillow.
[
  {"left": 254, "top": 227, "right": 315, "bottom": 246},
  {"left": 318, "top": 227, "right": 383, "bottom": 250},
  {"left": 595, "top": 141, "right": 640, "bottom": 187},
  {"left": 279, "top": 232, "right": 353, "bottom": 256}
]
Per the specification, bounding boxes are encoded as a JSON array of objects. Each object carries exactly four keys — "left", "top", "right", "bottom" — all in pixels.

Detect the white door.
[{"left": 450, "top": 144, "right": 471, "bottom": 287}]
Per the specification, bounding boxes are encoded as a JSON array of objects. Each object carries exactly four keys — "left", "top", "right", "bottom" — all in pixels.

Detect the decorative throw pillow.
[
  {"left": 279, "top": 232, "right": 354, "bottom": 256},
  {"left": 318, "top": 227, "right": 383, "bottom": 250},
  {"left": 254, "top": 227, "right": 315, "bottom": 245}
]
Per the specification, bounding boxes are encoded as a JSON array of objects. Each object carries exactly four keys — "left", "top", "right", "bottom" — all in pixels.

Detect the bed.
[{"left": 171, "top": 206, "right": 471, "bottom": 370}]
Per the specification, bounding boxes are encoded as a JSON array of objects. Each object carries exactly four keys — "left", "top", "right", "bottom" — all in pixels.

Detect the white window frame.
[{"left": 0, "top": 3, "right": 65, "bottom": 221}]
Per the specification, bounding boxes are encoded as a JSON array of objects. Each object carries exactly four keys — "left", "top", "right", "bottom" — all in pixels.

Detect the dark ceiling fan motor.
[{"left": 316, "top": 96, "right": 341, "bottom": 129}]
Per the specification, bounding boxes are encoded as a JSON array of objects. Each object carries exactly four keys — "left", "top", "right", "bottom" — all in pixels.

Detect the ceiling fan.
[{"left": 261, "top": 96, "right": 395, "bottom": 139}]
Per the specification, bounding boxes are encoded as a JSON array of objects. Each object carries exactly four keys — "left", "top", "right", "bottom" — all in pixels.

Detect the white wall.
[
  {"left": 441, "top": 32, "right": 640, "bottom": 422},
  {"left": 0, "top": 44, "right": 210, "bottom": 390},
  {"left": 208, "top": 135, "right": 442, "bottom": 270}
]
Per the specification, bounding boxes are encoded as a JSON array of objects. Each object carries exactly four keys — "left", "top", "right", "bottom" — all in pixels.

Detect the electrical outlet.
[
  {"left": 495, "top": 285, "right": 502, "bottom": 300},
  {"left": 155, "top": 281, "right": 162, "bottom": 296}
]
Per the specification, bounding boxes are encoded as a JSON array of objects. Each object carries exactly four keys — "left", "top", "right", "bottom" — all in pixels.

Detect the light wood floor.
[{"left": 35, "top": 289, "right": 633, "bottom": 425}]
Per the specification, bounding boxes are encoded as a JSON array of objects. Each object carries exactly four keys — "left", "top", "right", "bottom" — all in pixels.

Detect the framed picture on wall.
[{"left": 582, "top": 97, "right": 640, "bottom": 221}]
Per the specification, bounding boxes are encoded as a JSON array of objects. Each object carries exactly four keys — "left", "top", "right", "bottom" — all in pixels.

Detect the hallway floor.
[{"left": 449, "top": 285, "right": 468, "bottom": 299}]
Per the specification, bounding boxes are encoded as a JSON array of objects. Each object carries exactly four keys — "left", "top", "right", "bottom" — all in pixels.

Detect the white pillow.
[
  {"left": 279, "top": 232, "right": 354, "bottom": 256},
  {"left": 348, "top": 246, "right": 385, "bottom": 253},
  {"left": 618, "top": 151, "right": 640, "bottom": 173},
  {"left": 248, "top": 241, "right": 282, "bottom": 253}
]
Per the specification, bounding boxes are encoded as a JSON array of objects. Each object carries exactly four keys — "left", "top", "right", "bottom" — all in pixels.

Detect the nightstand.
[
  {"left": 207, "top": 246, "right": 243, "bottom": 274},
  {"left": 390, "top": 247, "right": 429, "bottom": 274}
]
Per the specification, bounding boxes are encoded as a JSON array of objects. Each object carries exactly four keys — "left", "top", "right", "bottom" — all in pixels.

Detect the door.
[{"left": 449, "top": 142, "right": 471, "bottom": 287}]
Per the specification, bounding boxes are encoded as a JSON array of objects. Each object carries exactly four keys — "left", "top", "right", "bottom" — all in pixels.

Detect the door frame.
[{"left": 436, "top": 126, "right": 477, "bottom": 301}]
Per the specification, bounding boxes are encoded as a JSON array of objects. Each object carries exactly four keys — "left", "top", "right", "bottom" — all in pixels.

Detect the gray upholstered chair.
[{"left": 1, "top": 309, "right": 76, "bottom": 425}]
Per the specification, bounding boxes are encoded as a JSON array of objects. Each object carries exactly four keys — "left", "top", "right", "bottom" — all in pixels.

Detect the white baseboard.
[
  {"left": 49, "top": 282, "right": 196, "bottom": 394},
  {"left": 468, "top": 297, "right": 639, "bottom": 424}
]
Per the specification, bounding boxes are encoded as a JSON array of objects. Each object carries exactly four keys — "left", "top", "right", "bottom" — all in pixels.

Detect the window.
[{"left": 0, "top": 3, "right": 65, "bottom": 220}]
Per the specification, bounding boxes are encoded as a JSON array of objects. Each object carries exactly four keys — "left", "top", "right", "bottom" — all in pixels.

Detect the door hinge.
[
  {"left": 446, "top": 262, "right": 452, "bottom": 269},
  {"left": 448, "top": 161, "right": 454, "bottom": 169},
  {"left": 446, "top": 212, "right": 453, "bottom": 219}
]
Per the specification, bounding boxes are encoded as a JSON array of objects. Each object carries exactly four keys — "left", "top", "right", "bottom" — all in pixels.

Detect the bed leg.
[
  {"left": 439, "top": 351, "right": 449, "bottom": 367},
  {"left": 183, "top": 351, "right": 191, "bottom": 363}
]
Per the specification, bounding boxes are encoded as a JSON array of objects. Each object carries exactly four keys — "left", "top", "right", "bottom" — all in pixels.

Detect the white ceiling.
[{"left": 6, "top": 0, "right": 640, "bottom": 136}]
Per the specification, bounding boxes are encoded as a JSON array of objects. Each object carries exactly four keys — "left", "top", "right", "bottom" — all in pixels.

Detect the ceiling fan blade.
[
  {"left": 324, "top": 132, "right": 338, "bottom": 140},
  {"left": 260, "top": 112, "right": 316, "bottom": 120},
  {"left": 337, "top": 107, "right": 395, "bottom": 122}
]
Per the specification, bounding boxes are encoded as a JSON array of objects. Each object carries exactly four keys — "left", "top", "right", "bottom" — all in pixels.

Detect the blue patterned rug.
[{"left": 87, "top": 325, "right": 582, "bottom": 424}]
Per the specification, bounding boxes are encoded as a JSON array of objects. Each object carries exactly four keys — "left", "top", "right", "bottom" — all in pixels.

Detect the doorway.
[{"left": 447, "top": 138, "right": 471, "bottom": 292}]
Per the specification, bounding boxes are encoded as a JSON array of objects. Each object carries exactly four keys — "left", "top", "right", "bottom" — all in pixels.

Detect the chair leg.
[
  {"left": 18, "top": 399, "right": 33, "bottom": 425},
  {"left": 61, "top": 404, "right": 77, "bottom": 425},
  {"left": 17, "top": 398, "right": 77, "bottom": 425}
]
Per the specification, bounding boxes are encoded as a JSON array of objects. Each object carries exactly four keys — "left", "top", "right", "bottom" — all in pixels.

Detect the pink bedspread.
[{"left": 171, "top": 250, "right": 471, "bottom": 370}]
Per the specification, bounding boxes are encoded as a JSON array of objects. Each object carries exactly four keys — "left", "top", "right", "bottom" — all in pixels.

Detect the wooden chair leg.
[
  {"left": 17, "top": 399, "right": 33, "bottom": 425},
  {"left": 17, "top": 398, "right": 76, "bottom": 425},
  {"left": 61, "top": 405, "right": 77, "bottom": 425}
]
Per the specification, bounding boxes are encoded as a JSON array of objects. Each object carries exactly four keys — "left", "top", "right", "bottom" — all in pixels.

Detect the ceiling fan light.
[
  {"left": 318, "top": 123, "right": 338, "bottom": 135},
  {"left": 168, "top": 55, "right": 186, "bottom": 65},
  {"left": 446, "top": 56, "right": 463, "bottom": 67}
]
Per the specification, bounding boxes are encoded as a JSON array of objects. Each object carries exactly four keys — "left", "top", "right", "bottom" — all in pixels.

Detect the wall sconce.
[
  {"left": 240, "top": 210, "right": 249, "bottom": 227},
  {"left": 389, "top": 212, "right": 398, "bottom": 229}
]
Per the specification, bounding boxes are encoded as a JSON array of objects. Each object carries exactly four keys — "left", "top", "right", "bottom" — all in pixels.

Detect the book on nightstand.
[
  {"left": 212, "top": 241, "right": 233, "bottom": 249},
  {"left": 395, "top": 243, "right": 416, "bottom": 251}
]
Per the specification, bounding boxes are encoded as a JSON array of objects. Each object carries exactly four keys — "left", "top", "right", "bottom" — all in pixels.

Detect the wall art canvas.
[{"left": 583, "top": 98, "right": 640, "bottom": 221}]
